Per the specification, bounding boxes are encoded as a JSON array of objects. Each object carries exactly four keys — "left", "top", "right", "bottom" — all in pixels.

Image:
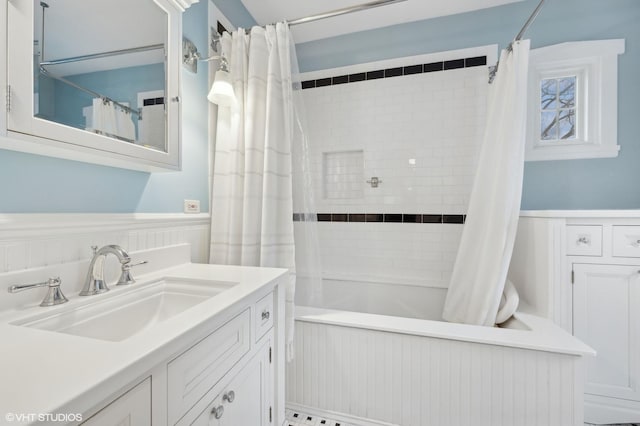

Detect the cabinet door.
[
  {"left": 573, "top": 263, "right": 640, "bottom": 401},
  {"left": 81, "top": 378, "right": 151, "bottom": 426},
  {"left": 192, "top": 344, "right": 273, "bottom": 426}
]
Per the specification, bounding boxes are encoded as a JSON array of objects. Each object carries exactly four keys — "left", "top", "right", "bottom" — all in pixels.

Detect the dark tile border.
[
  {"left": 301, "top": 56, "right": 487, "bottom": 90},
  {"left": 444, "top": 59, "right": 465, "bottom": 70},
  {"left": 294, "top": 213, "right": 466, "bottom": 224},
  {"left": 443, "top": 214, "right": 465, "bottom": 224},
  {"left": 348, "top": 213, "right": 366, "bottom": 222}
]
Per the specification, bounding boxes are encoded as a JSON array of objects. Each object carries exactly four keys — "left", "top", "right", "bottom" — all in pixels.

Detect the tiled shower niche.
[{"left": 323, "top": 150, "right": 364, "bottom": 200}]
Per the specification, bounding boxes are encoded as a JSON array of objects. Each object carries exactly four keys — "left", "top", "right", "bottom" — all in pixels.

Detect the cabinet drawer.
[
  {"left": 612, "top": 226, "right": 640, "bottom": 258},
  {"left": 566, "top": 225, "right": 602, "bottom": 256},
  {"left": 81, "top": 378, "right": 151, "bottom": 425},
  {"left": 255, "top": 292, "right": 274, "bottom": 342},
  {"left": 168, "top": 309, "right": 251, "bottom": 425}
]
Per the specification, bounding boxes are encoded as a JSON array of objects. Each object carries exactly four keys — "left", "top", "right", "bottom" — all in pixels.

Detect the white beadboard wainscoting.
[
  {"left": 287, "top": 306, "right": 592, "bottom": 426},
  {"left": 0, "top": 213, "right": 210, "bottom": 273}
]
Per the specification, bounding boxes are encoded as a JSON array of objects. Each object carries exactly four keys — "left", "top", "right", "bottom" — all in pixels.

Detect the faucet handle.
[
  {"left": 116, "top": 260, "right": 148, "bottom": 286},
  {"left": 8, "top": 277, "right": 69, "bottom": 307}
]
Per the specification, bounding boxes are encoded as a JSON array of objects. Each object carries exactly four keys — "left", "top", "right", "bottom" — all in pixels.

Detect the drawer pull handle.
[
  {"left": 223, "top": 390, "right": 235, "bottom": 403},
  {"left": 261, "top": 310, "right": 270, "bottom": 321},
  {"left": 211, "top": 405, "right": 224, "bottom": 419},
  {"left": 622, "top": 235, "right": 640, "bottom": 248},
  {"left": 577, "top": 236, "right": 590, "bottom": 245}
]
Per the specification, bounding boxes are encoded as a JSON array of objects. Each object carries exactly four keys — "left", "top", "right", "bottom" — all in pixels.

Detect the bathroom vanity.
[{"left": 0, "top": 244, "right": 287, "bottom": 425}]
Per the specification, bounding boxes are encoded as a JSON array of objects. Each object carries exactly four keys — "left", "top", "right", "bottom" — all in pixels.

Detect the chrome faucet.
[
  {"left": 8, "top": 277, "right": 68, "bottom": 306},
  {"left": 79, "top": 245, "right": 146, "bottom": 296}
]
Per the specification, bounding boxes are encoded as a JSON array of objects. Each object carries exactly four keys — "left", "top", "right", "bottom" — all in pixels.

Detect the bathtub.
[{"left": 286, "top": 279, "right": 594, "bottom": 426}]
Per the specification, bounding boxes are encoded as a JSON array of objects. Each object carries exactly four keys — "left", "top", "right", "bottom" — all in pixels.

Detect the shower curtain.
[
  {"left": 91, "top": 98, "right": 136, "bottom": 142},
  {"left": 209, "top": 23, "right": 300, "bottom": 360},
  {"left": 442, "top": 40, "right": 530, "bottom": 327}
]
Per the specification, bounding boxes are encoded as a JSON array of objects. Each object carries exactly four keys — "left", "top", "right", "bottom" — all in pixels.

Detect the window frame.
[{"left": 525, "top": 39, "right": 625, "bottom": 162}]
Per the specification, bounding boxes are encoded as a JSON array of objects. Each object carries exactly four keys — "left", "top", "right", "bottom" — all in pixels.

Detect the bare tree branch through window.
[{"left": 540, "top": 76, "right": 576, "bottom": 141}]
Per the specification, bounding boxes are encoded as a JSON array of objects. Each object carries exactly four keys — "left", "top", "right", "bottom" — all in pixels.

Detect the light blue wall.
[
  {"left": 4, "top": 0, "right": 636, "bottom": 212},
  {"left": 0, "top": 1, "right": 212, "bottom": 213},
  {"left": 209, "top": 0, "right": 256, "bottom": 29},
  {"left": 295, "top": 0, "right": 640, "bottom": 210}
]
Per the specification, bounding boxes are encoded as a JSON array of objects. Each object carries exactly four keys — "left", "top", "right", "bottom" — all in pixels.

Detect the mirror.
[
  {"left": 33, "top": 0, "right": 168, "bottom": 152},
  {"left": 4, "top": 0, "right": 190, "bottom": 171}
]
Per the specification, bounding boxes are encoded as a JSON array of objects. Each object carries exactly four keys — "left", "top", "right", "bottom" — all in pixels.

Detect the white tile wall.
[
  {"left": 307, "top": 222, "right": 462, "bottom": 288},
  {"left": 302, "top": 67, "right": 487, "bottom": 214},
  {"left": 294, "top": 47, "right": 491, "bottom": 289}
]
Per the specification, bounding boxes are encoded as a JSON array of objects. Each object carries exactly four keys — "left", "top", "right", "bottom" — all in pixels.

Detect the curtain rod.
[
  {"left": 287, "top": 0, "right": 408, "bottom": 27},
  {"left": 232, "top": 0, "right": 408, "bottom": 36},
  {"left": 39, "top": 44, "right": 164, "bottom": 67},
  {"left": 512, "top": 0, "right": 546, "bottom": 45},
  {"left": 39, "top": 66, "right": 142, "bottom": 119},
  {"left": 489, "top": 0, "right": 546, "bottom": 83}
]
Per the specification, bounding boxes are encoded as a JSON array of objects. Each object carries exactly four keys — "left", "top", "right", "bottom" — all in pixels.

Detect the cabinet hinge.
[
  {"left": 269, "top": 346, "right": 272, "bottom": 364},
  {"left": 269, "top": 406, "right": 272, "bottom": 423},
  {"left": 571, "top": 269, "right": 574, "bottom": 284},
  {"left": 6, "top": 85, "right": 11, "bottom": 113}
]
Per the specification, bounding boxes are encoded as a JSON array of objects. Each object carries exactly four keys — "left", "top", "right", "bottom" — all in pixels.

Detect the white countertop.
[{"left": 0, "top": 262, "right": 287, "bottom": 424}]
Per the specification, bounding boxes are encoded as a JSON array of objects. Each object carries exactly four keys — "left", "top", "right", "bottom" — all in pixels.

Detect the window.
[
  {"left": 540, "top": 76, "right": 576, "bottom": 141},
  {"left": 525, "top": 39, "right": 625, "bottom": 161}
]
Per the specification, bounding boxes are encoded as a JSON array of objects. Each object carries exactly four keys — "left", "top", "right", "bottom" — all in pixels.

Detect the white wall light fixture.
[{"left": 207, "top": 56, "right": 234, "bottom": 107}]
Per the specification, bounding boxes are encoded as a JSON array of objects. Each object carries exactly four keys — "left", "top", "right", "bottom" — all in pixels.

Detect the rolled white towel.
[{"left": 495, "top": 279, "right": 519, "bottom": 325}]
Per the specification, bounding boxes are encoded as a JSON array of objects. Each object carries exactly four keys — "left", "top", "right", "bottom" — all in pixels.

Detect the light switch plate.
[{"left": 183, "top": 199, "right": 200, "bottom": 213}]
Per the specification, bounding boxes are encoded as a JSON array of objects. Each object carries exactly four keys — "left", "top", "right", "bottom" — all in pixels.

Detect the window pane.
[
  {"left": 558, "top": 77, "right": 576, "bottom": 109},
  {"left": 541, "top": 111, "right": 558, "bottom": 140},
  {"left": 540, "top": 79, "right": 557, "bottom": 110},
  {"left": 559, "top": 109, "right": 576, "bottom": 139}
]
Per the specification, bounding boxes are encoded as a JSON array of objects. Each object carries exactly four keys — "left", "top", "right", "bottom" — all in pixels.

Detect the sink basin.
[{"left": 12, "top": 278, "right": 236, "bottom": 342}]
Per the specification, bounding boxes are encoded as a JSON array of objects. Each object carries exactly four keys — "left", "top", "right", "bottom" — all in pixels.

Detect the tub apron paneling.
[{"left": 286, "top": 319, "right": 583, "bottom": 426}]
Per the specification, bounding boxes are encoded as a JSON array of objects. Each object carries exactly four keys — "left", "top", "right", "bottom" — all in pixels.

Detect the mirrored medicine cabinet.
[{"left": 2, "top": 0, "right": 197, "bottom": 172}]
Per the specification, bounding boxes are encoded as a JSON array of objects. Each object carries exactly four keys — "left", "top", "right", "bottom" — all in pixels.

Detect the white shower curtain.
[
  {"left": 91, "top": 98, "right": 136, "bottom": 142},
  {"left": 442, "top": 40, "right": 530, "bottom": 327},
  {"left": 209, "top": 24, "right": 298, "bottom": 360}
]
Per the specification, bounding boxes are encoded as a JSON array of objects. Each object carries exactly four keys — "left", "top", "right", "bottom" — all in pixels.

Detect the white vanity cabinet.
[
  {"left": 188, "top": 340, "right": 273, "bottom": 426},
  {"left": 167, "top": 309, "right": 252, "bottom": 424},
  {"left": 73, "top": 286, "right": 282, "bottom": 426},
  {"left": 573, "top": 263, "right": 640, "bottom": 404},
  {"left": 509, "top": 212, "right": 640, "bottom": 424},
  {"left": 81, "top": 378, "right": 151, "bottom": 426}
]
